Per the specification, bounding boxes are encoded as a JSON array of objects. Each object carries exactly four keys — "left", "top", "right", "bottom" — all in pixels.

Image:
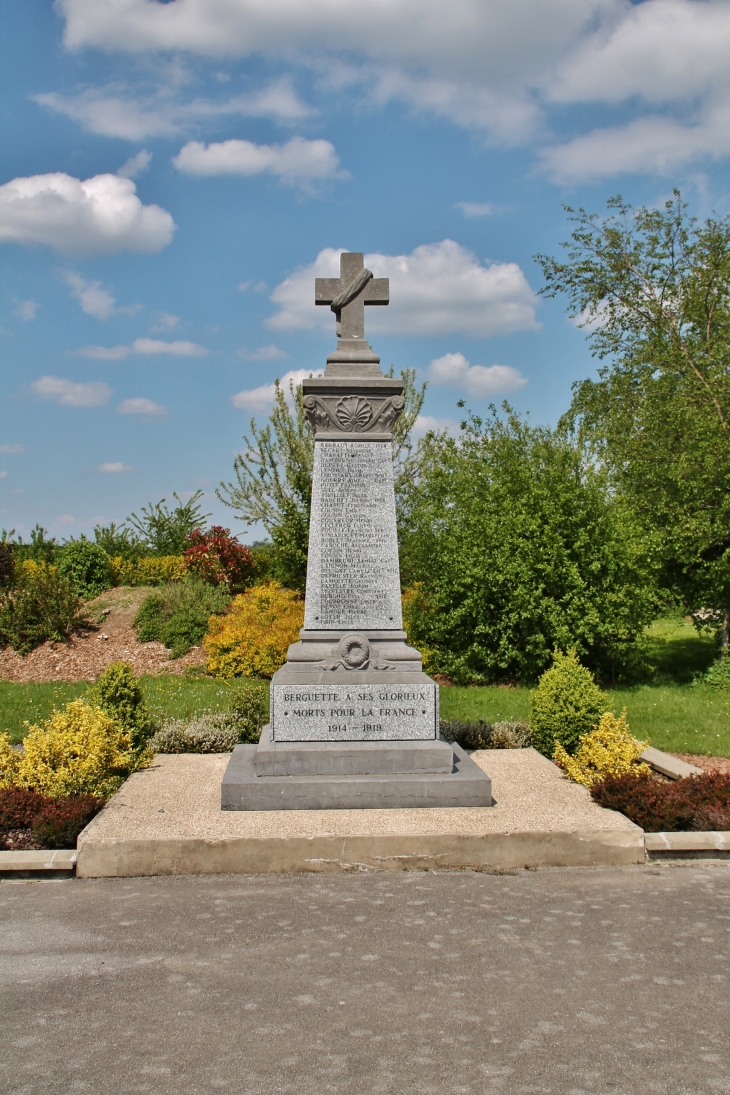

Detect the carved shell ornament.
[{"left": 335, "top": 396, "right": 373, "bottom": 432}]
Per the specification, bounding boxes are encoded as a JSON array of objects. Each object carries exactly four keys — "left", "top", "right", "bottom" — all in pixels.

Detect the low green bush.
[
  {"left": 151, "top": 714, "right": 239, "bottom": 754},
  {"left": 0, "top": 563, "right": 89, "bottom": 654},
  {"left": 591, "top": 771, "right": 730, "bottom": 831},
  {"left": 226, "top": 680, "right": 266, "bottom": 743},
  {"left": 698, "top": 654, "right": 730, "bottom": 689},
  {"left": 530, "top": 649, "right": 608, "bottom": 757},
  {"left": 133, "top": 576, "right": 230, "bottom": 658},
  {"left": 439, "top": 718, "right": 532, "bottom": 750},
  {"left": 57, "top": 539, "right": 111, "bottom": 598},
  {"left": 0, "top": 543, "right": 14, "bottom": 588},
  {"left": 87, "top": 661, "right": 155, "bottom": 751}
]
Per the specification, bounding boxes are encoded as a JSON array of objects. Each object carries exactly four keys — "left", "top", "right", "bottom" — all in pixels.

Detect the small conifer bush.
[
  {"left": 87, "top": 661, "right": 154, "bottom": 751},
  {"left": 530, "top": 649, "right": 608, "bottom": 757},
  {"left": 227, "top": 679, "right": 267, "bottom": 742}
]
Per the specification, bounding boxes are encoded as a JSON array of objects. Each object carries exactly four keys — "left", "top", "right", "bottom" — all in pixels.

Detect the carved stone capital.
[{"left": 303, "top": 393, "right": 404, "bottom": 439}]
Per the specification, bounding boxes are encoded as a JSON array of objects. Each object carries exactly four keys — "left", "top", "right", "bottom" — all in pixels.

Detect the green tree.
[
  {"left": 218, "top": 369, "right": 426, "bottom": 591},
  {"left": 125, "top": 490, "right": 210, "bottom": 556},
  {"left": 399, "top": 406, "right": 658, "bottom": 684},
  {"left": 536, "top": 193, "right": 730, "bottom": 642}
]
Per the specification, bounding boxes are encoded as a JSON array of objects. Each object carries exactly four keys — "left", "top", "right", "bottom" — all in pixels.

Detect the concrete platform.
[
  {"left": 75, "top": 748, "right": 643, "bottom": 877},
  {"left": 0, "top": 849, "right": 77, "bottom": 878},
  {"left": 222, "top": 735, "right": 492, "bottom": 811}
]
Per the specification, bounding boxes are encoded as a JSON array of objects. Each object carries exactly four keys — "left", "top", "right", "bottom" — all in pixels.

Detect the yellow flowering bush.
[
  {"left": 401, "top": 584, "right": 438, "bottom": 673},
  {"left": 108, "top": 555, "right": 186, "bottom": 587},
  {"left": 0, "top": 700, "right": 152, "bottom": 799},
  {"left": 553, "top": 709, "right": 649, "bottom": 788},
  {"left": 204, "top": 581, "right": 304, "bottom": 679}
]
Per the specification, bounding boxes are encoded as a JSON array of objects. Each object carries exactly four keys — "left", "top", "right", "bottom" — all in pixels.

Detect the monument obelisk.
[{"left": 221, "top": 252, "right": 492, "bottom": 809}]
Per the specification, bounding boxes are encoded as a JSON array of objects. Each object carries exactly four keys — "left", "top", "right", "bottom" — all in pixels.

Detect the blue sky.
[{"left": 2, "top": 0, "right": 729, "bottom": 542}]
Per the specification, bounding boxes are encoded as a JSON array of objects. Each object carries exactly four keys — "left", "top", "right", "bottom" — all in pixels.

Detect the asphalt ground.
[{"left": 2, "top": 865, "right": 729, "bottom": 1095}]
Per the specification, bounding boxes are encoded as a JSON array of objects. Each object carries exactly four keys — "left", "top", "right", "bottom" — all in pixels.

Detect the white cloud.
[
  {"left": 540, "top": 109, "right": 730, "bottom": 183},
  {"left": 35, "top": 78, "right": 311, "bottom": 140},
  {"left": 268, "top": 241, "right": 538, "bottom": 338},
  {"left": 239, "top": 344, "right": 289, "bottom": 361},
  {"left": 0, "top": 471, "right": 7, "bottom": 480},
  {"left": 118, "top": 397, "right": 168, "bottom": 416},
  {"left": 231, "top": 368, "right": 323, "bottom": 412},
  {"left": 73, "top": 345, "right": 131, "bottom": 360},
  {"left": 411, "top": 414, "right": 458, "bottom": 438},
  {"left": 150, "top": 312, "right": 180, "bottom": 332},
  {"left": 13, "top": 299, "right": 39, "bottom": 321},
  {"left": 0, "top": 172, "right": 175, "bottom": 255},
  {"left": 64, "top": 271, "right": 117, "bottom": 319},
  {"left": 117, "top": 149, "right": 152, "bottom": 179},
  {"left": 456, "top": 202, "right": 496, "bottom": 218},
  {"left": 131, "top": 337, "right": 209, "bottom": 356},
  {"left": 30, "top": 375, "right": 112, "bottom": 408},
  {"left": 71, "top": 337, "right": 208, "bottom": 358},
  {"left": 96, "top": 461, "right": 134, "bottom": 473},
  {"left": 427, "top": 352, "right": 528, "bottom": 398},
  {"left": 54, "top": 0, "right": 730, "bottom": 180},
  {"left": 0, "top": 444, "right": 26, "bottom": 454},
  {"left": 173, "top": 137, "right": 344, "bottom": 185}
]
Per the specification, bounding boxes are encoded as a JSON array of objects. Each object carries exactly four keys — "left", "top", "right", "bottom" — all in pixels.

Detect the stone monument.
[{"left": 222, "top": 252, "right": 492, "bottom": 810}]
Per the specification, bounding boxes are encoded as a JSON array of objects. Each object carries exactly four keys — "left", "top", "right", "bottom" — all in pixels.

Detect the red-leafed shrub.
[
  {"left": 31, "top": 795, "right": 103, "bottom": 848},
  {"left": 0, "top": 786, "right": 49, "bottom": 830},
  {"left": 591, "top": 771, "right": 730, "bottom": 832},
  {"left": 0, "top": 786, "right": 104, "bottom": 849},
  {"left": 184, "top": 526, "right": 254, "bottom": 591}
]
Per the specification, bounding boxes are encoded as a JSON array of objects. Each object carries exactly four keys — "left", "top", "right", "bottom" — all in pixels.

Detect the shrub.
[
  {"left": 699, "top": 654, "right": 730, "bottom": 689},
  {"left": 133, "top": 576, "right": 230, "bottom": 658},
  {"left": 553, "top": 710, "right": 648, "bottom": 787},
  {"left": 0, "top": 786, "right": 103, "bottom": 849},
  {"left": 87, "top": 661, "right": 154, "bottom": 751},
  {"left": 184, "top": 526, "right": 254, "bottom": 591},
  {"left": 107, "top": 555, "right": 186, "bottom": 587},
  {"left": 204, "top": 581, "right": 304, "bottom": 679},
  {"left": 0, "top": 562, "right": 89, "bottom": 654},
  {"left": 530, "top": 649, "right": 608, "bottom": 757},
  {"left": 439, "top": 720, "right": 494, "bottom": 750},
  {"left": 57, "top": 539, "right": 111, "bottom": 598},
  {"left": 592, "top": 770, "right": 730, "bottom": 831},
  {"left": 226, "top": 679, "right": 267, "bottom": 743},
  {"left": 491, "top": 720, "right": 533, "bottom": 748},
  {"left": 150, "top": 714, "right": 239, "bottom": 753},
  {"left": 439, "top": 719, "right": 532, "bottom": 750},
  {"left": 0, "top": 786, "right": 49, "bottom": 830},
  {"left": 127, "top": 490, "right": 211, "bottom": 556},
  {"left": 0, "top": 699, "right": 151, "bottom": 798},
  {"left": 0, "top": 542, "right": 15, "bottom": 588},
  {"left": 31, "top": 794, "right": 103, "bottom": 848}
]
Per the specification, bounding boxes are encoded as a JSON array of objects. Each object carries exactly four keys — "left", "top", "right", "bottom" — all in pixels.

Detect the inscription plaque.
[
  {"left": 304, "top": 441, "right": 403, "bottom": 631},
  {"left": 271, "top": 681, "right": 438, "bottom": 741}
]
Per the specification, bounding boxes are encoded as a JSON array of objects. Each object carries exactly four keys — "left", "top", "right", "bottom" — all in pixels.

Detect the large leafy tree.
[
  {"left": 218, "top": 369, "right": 426, "bottom": 591},
  {"left": 536, "top": 193, "right": 730, "bottom": 640},
  {"left": 399, "top": 406, "right": 658, "bottom": 684}
]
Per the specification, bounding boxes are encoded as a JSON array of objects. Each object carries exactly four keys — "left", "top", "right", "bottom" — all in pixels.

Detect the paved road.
[{"left": 2, "top": 865, "right": 729, "bottom": 1095}]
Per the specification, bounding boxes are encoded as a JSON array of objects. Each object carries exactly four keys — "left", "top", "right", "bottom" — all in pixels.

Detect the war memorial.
[{"left": 221, "top": 252, "right": 493, "bottom": 810}]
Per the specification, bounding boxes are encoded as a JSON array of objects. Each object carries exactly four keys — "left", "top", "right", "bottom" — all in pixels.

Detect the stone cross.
[{"left": 315, "top": 252, "right": 389, "bottom": 342}]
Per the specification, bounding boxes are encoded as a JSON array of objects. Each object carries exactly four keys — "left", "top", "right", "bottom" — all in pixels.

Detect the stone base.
[{"left": 221, "top": 733, "right": 492, "bottom": 811}]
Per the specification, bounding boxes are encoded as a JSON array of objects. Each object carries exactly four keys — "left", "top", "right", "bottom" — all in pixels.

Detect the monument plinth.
[{"left": 222, "top": 252, "right": 492, "bottom": 809}]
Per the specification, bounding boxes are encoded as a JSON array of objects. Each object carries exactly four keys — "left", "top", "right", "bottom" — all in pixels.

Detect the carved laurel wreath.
[{"left": 314, "top": 633, "right": 398, "bottom": 672}]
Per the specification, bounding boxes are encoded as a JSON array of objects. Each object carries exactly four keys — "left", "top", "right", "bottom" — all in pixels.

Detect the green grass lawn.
[
  {"left": 0, "top": 674, "right": 269, "bottom": 744},
  {"left": 1, "top": 615, "right": 727, "bottom": 754}
]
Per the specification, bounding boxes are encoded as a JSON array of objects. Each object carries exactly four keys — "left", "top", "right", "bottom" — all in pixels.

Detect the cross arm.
[
  {"left": 315, "top": 279, "right": 341, "bottom": 305},
  {"left": 314, "top": 277, "right": 389, "bottom": 306},
  {"left": 363, "top": 278, "right": 389, "bottom": 305}
]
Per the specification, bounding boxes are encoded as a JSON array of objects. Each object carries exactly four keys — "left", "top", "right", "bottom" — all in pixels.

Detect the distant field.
[{"left": 2, "top": 615, "right": 728, "bottom": 755}]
